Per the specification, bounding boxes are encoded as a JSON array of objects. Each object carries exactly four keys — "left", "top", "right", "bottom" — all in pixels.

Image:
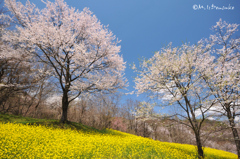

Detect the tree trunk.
[
  {"left": 231, "top": 126, "right": 240, "bottom": 159},
  {"left": 195, "top": 132, "right": 204, "bottom": 159},
  {"left": 187, "top": 98, "right": 204, "bottom": 159},
  {"left": 135, "top": 118, "right": 138, "bottom": 135},
  {"left": 60, "top": 57, "right": 70, "bottom": 124},
  {"left": 227, "top": 109, "right": 240, "bottom": 158},
  {"left": 60, "top": 91, "right": 69, "bottom": 123}
]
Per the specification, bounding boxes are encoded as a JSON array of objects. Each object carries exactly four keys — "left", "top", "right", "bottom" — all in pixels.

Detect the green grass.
[
  {"left": 0, "top": 113, "right": 120, "bottom": 135},
  {"left": 0, "top": 113, "right": 90, "bottom": 130}
]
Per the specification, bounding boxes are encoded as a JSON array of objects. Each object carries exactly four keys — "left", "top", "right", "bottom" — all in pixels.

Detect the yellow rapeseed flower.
[{"left": 0, "top": 122, "right": 237, "bottom": 159}]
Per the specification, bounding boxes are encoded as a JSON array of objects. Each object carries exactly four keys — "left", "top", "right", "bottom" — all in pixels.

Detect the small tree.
[
  {"left": 3, "top": 0, "right": 126, "bottom": 123},
  {"left": 133, "top": 43, "right": 216, "bottom": 158},
  {"left": 121, "top": 99, "right": 141, "bottom": 133},
  {"left": 111, "top": 117, "right": 127, "bottom": 132}
]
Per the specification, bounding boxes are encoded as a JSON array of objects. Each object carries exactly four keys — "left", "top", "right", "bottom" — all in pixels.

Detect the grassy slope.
[
  {"left": 0, "top": 113, "right": 238, "bottom": 159},
  {"left": 0, "top": 113, "right": 114, "bottom": 134}
]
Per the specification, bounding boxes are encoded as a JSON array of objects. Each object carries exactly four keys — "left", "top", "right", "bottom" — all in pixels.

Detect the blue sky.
[
  {"left": 3, "top": 0, "right": 240, "bottom": 103},
  {"left": 74, "top": 0, "right": 240, "bottom": 103}
]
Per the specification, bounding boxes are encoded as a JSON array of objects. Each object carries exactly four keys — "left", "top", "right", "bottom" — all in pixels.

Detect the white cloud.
[{"left": 207, "top": 117, "right": 215, "bottom": 121}]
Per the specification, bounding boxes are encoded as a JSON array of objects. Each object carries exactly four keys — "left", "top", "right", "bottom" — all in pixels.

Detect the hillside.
[{"left": 0, "top": 113, "right": 238, "bottom": 159}]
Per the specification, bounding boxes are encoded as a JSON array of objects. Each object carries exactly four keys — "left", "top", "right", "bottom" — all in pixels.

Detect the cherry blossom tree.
[
  {"left": 133, "top": 42, "right": 216, "bottom": 158},
  {"left": 3, "top": 0, "right": 126, "bottom": 123},
  {"left": 202, "top": 19, "right": 240, "bottom": 157}
]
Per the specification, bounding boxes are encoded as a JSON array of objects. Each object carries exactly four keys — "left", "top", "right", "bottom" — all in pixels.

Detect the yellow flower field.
[{"left": 0, "top": 122, "right": 237, "bottom": 159}]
